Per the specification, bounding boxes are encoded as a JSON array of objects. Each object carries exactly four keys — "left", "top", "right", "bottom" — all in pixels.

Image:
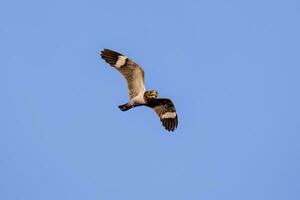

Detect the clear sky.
[{"left": 1, "top": 0, "right": 299, "bottom": 199}]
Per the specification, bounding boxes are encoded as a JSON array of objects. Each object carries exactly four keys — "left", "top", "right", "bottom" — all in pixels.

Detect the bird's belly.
[{"left": 130, "top": 94, "right": 146, "bottom": 105}]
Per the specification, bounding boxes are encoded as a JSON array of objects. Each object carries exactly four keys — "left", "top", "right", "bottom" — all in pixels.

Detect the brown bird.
[{"left": 100, "top": 49, "right": 178, "bottom": 132}]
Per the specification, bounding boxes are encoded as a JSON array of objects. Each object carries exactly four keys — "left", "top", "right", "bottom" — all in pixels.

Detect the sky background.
[{"left": 1, "top": 0, "right": 300, "bottom": 199}]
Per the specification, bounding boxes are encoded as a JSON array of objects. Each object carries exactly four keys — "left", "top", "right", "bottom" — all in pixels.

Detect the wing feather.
[
  {"left": 150, "top": 98, "right": 178, "bottom": 132},
  {"left": 101, "top": 49, "right": 146, "bottom": 100}
]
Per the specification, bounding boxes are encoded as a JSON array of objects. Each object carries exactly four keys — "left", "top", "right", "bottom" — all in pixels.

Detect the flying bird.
[{"left": 100, "top": 49, "right": 178, "bottom": 132}]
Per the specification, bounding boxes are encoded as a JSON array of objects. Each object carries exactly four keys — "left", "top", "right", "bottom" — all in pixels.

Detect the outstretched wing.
[
  {"left": 150, "top": 98, "right": 178, "bottom": 132},
  {"left": 100, "top": 49, "right": 146, "bottom": 100}
]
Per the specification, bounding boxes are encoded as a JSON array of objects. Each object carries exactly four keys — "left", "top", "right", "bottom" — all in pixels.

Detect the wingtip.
[
  {"left": 100, "top": 48, "right": 111, "bottom": 55},
  {"left": 162, "top": 117, "right": 178, "bottom": 132},
  {"left": 100, "top": 49, "right": 106, "bottom": 57}
]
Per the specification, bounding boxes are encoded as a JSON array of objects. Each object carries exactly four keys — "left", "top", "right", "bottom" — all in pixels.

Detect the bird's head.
[{"left": 144, "top": 90, "right": 159, "bottom": 100}]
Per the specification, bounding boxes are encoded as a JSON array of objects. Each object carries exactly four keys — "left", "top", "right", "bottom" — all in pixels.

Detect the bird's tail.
[{"left": 118, "top": 103, "right": 132, "bottom": 112}]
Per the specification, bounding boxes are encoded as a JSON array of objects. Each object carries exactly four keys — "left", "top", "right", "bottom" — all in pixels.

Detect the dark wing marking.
[
  {"left": 100, "top": 49, "right": 146, "bottom": 100},
  {"left": 149, "top": 98, "right": 178, "bottom": 132}
]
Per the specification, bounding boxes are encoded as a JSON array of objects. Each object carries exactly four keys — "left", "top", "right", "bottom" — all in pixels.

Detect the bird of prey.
[{"left": 100, "top": 49, "right": 178, "bottom": 132}]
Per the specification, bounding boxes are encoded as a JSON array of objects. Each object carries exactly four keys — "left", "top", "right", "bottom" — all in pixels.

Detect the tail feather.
[{"left": 118, "top": 103, "right": 132, "bottom": 111}]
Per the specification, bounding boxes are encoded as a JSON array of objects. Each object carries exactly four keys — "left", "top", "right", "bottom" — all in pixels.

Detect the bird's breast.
[{"left": 130, "top": 93, "right": 146, "bottom": 105}]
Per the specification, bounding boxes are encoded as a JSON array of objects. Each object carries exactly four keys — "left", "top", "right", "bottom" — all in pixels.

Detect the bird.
[{"left": 100, "top": 49, "right": 178, "bottom": 132}]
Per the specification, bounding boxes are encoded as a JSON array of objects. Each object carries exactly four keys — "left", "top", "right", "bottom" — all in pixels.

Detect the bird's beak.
[{"left": 150, "top": 91, "right": 158, "bottom": 97}]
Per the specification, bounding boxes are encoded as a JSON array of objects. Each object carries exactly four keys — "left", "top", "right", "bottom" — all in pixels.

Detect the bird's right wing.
[
  {"left": 151, "top": 98, "right": 178, "bottom": 132},
  {"left": 100, "top": 49, "right": 146, "bottom": 100}
]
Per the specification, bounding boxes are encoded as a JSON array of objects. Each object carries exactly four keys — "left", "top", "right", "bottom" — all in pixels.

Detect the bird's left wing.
[
  {"left": 100, "top": 49, "right": 146, "bottom": 101},
  {"left": 150, "top": 98, "right": 178, "bottom": 132}
]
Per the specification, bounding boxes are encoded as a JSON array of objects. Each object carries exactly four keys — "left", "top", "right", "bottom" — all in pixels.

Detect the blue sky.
[{"left": 1, "top": 0, "right": 300, "bottom": 199}]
